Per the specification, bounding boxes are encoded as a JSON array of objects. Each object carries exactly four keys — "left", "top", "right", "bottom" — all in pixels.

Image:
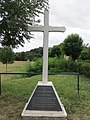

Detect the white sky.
[{"left": 14, "top": 0, "right": 90, "bottom": 52}]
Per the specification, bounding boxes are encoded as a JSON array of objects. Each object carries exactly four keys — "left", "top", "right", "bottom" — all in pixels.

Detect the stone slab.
[
  {"left": 21, "top": 81, "right": 67, "bottom": 120},
  {"left": 26, "top": 86, "right": 62, "bottom": 111}
]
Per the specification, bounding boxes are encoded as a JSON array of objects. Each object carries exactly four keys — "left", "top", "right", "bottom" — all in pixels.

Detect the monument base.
[
  {"left": 22, "top": 116, "right": 66, "bottom": 120},
  {"left": 21, "top": 81, "right": 67, "bottom": 120}
]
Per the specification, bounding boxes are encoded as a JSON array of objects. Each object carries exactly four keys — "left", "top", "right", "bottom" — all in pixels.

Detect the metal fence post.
[
  {"left": 77, "top": 73, "right": 80, "bottom": 94},
  {"left": 0, "top": 74, "right": 1, "bottom": 95}
]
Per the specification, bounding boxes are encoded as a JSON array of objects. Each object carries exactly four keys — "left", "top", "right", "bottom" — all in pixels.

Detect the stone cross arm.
[
  {"left": 49, "top": 26, "right": 66, "bottom": 32},
  {"left": 28, "top": 25, "right": 44, "bottom": 32},
  {"left": 28, "top": 26, "right": 66, "bottom": 32}
]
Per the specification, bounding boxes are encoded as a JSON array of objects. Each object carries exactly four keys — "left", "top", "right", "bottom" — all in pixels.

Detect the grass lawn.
[{"left": 0, "top": 61, "right": 90, "bottom": 120}]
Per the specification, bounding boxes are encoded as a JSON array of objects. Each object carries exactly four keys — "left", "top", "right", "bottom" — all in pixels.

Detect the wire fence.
[{"left": 0, "top": 72, "right": 80, "bottom": 95}]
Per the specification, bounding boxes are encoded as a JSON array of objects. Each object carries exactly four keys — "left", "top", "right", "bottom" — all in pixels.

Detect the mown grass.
[
  {"left": 0, "top": 61, "right": 90, "bottom": 120},
  {"left": 0, "top": 61, "right": 29, "bottom": 80}
]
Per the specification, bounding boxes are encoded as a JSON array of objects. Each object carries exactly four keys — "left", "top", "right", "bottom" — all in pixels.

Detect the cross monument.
[
  {"left": 22, "top": 8, "right": 67, "bottom": 120},
  {"left": 28, "top": 9, "right": 66, "bottom": 84}
]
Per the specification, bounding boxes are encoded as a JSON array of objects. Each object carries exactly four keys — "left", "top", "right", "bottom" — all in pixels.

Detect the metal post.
[
  {"left": 77, "top": 74, "right": 80, "bottom": 94},
  {"left": 0, "top": 74, "right": 1, "bottom": 95}
]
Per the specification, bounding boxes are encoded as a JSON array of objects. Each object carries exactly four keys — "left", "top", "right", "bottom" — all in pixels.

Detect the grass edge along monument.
[{"left": 21, "top": 8, "right": 67, "bottom": 120}]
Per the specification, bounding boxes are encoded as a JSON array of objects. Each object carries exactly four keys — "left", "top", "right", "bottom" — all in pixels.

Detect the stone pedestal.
[
  {"left": 22, "top": 116, "right": 66, "bottom": 120},
  {"left": 21, "top": 82, "right": 67, "bottom": 120}
]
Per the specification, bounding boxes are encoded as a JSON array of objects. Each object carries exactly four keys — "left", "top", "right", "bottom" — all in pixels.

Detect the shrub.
[
  {"left": 26, "top": 58, "right": 90, "bottom": 78},
  {"left": 77, "top": 62, "right": 90, "bottom": 78},
  {"left": 26, "top": 59, "right": 42, "bottom": 74},
  {"left": 27, "top": 58, "right": 78, "bottom": 74}
]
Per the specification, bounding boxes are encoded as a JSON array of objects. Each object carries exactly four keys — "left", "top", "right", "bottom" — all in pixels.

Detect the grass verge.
[{"left": 0, "top": 61, "right": 90, "bottom": 120}]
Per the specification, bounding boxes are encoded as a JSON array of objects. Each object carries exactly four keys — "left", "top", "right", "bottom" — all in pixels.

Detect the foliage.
[
  {"left": 27, "top": 58, "right": 78, "bottom": 74},
  {"left": 49, "top": 58, "right": 78, "bottom": 72},
  {"left": 27, "top": 58, "right": 43, "bottom": 73},
  {"left": 14, "top": 43, "right": 63, "bottom": 61},
  {"left": 27, "top": 57, "right": 90, "bottom": 79},
  {"left": 26, "top": 47, "right": 43, "bottom": 61},
  {"left": 80, "top": 47, "right": 90, "bottom": 60},
  {"left": 0, "top": 46, "right": 14, "bottom": 71},
  {"left": 77, "top": 62, "right": 90, "bottom": 78},
  {"left": 63, "top": 34, "right": 83, "bottom": 61},
  {"left": 14, "top": 47, "right": 43, "bottom": 61},
  {"left": 27, "top": 57, "right": 90, "bottom": 78},
  {"left": 13, "top": 40, "right": 89, "bottom": 62},
  {"left": 15, "top": 52, "right": 27, "bottom": 61},
  {"left": 0, "top": 0, "right": 48, "bottom": 48},
  {"left": 49, "top": 45, "right": 61, "bottom": 58}
]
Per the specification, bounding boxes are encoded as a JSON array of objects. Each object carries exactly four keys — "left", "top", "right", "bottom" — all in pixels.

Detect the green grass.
[
  {"left": 0, "top": 61, "right": 29, "bottom": 80},
  {"left": 0, "top": 61, "right": 90, "bottom": 120},
  {"left": 0, "top": 61, "right": 29, "bottom": 72}
]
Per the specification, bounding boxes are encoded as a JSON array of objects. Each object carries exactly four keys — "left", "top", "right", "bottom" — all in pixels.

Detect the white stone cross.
[{"left": 28, "top": 9, "right": 66, "bottom": 84}]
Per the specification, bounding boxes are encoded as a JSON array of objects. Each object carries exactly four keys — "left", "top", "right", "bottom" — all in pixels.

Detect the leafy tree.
[
  {"left": 49, "top": 45, "right": 61, "bottom": 58},
  {"left": 80, "top": 47, "right": 90, "bottom": 60},
  {"left": 26, "top": 53, "right": 34, "bottom": 61},
  {"left": 63, "top": 34, "right": 83, "bottom": 61},
  {"left": 14, "top": 52, "right": 26, "bottom": 61},
  {"left": 14, "top": 52, "right": 21, "bottom": 61},
  {"left": 26, "top": 47, "right": 43, "bottom": 61},
  {"left": 0, "top": 46, "right": 14, "bottom": 71},
  {"left": 30, "top": 47, "right": 43, "bottom": 57},
  {"left": 20, "top": 52, "right": 26, "bottom": 61},
  {"left": 14, "top": 47, "right": 43, "bottom": 61},
  {"left": 0, "top": 0, "right": 48, "bottom": 48}
]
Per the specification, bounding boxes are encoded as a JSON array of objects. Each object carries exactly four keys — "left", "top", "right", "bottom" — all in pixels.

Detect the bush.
[
  {"left": 26, "top": 58, "right": 90, "bottom": 78},
  {"left": 27, "top": 58, "right": 43, "bottom": 73},
  {"left": 48, "top": 58, "right": 77, "bottom": 72},
  {"left": 77, "top": 62, "right": 90, "bottom": 78},
  {"left": 27, "top": 58, "right": 78, "bottom": 74}
]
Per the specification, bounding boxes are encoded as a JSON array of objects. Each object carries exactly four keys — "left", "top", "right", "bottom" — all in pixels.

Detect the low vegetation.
[
  {"left": 27, "top": 58, "right": 90, "bottom": 78},
  {"left": 0, "top": 61, "right": 90, "bottom": 120},
  {"left": 77, "top": 61, "right": 90, "bottom": 78}
]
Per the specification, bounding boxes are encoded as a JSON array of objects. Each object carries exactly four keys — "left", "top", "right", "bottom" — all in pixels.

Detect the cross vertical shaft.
[{"left": 43, "top": 10, "right": 49, "bottom": 84}]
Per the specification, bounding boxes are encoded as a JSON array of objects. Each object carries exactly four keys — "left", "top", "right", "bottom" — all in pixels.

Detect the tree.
[
  {"left": 63, "top": 34, "right": 83, "bottom": 61},
  {"left": 19, "top": 52, "right": 26, "bottom": 61},
  {"left": 0, "top": 0, "right": 48, "bottom": 48},
  {"left": 49, "top": 45, "right": 61, "bottom": 58},
  {"left": 26, "top": 47, "right": 43, "bottom": 61},
  {"left": 0, "top": 46, "right": 14, "bottom": 71},
  {"left": 80, "top": 47, "right": 90, "bottom": 60}
]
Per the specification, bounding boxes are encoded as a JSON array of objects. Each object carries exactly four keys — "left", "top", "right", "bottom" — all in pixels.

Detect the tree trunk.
[{"left": 6, "top": 63, "right": 7, "bottom": 72}]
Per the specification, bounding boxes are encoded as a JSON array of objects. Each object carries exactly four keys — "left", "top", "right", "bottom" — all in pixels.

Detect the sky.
[{"left": 14, "top": 0, "right": 90, "bottom": 52}]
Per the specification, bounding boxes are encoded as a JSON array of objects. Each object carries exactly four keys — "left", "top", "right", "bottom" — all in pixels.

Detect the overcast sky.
[{"left": 14, "top": 0, "right": 90, "bottom": 52}]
